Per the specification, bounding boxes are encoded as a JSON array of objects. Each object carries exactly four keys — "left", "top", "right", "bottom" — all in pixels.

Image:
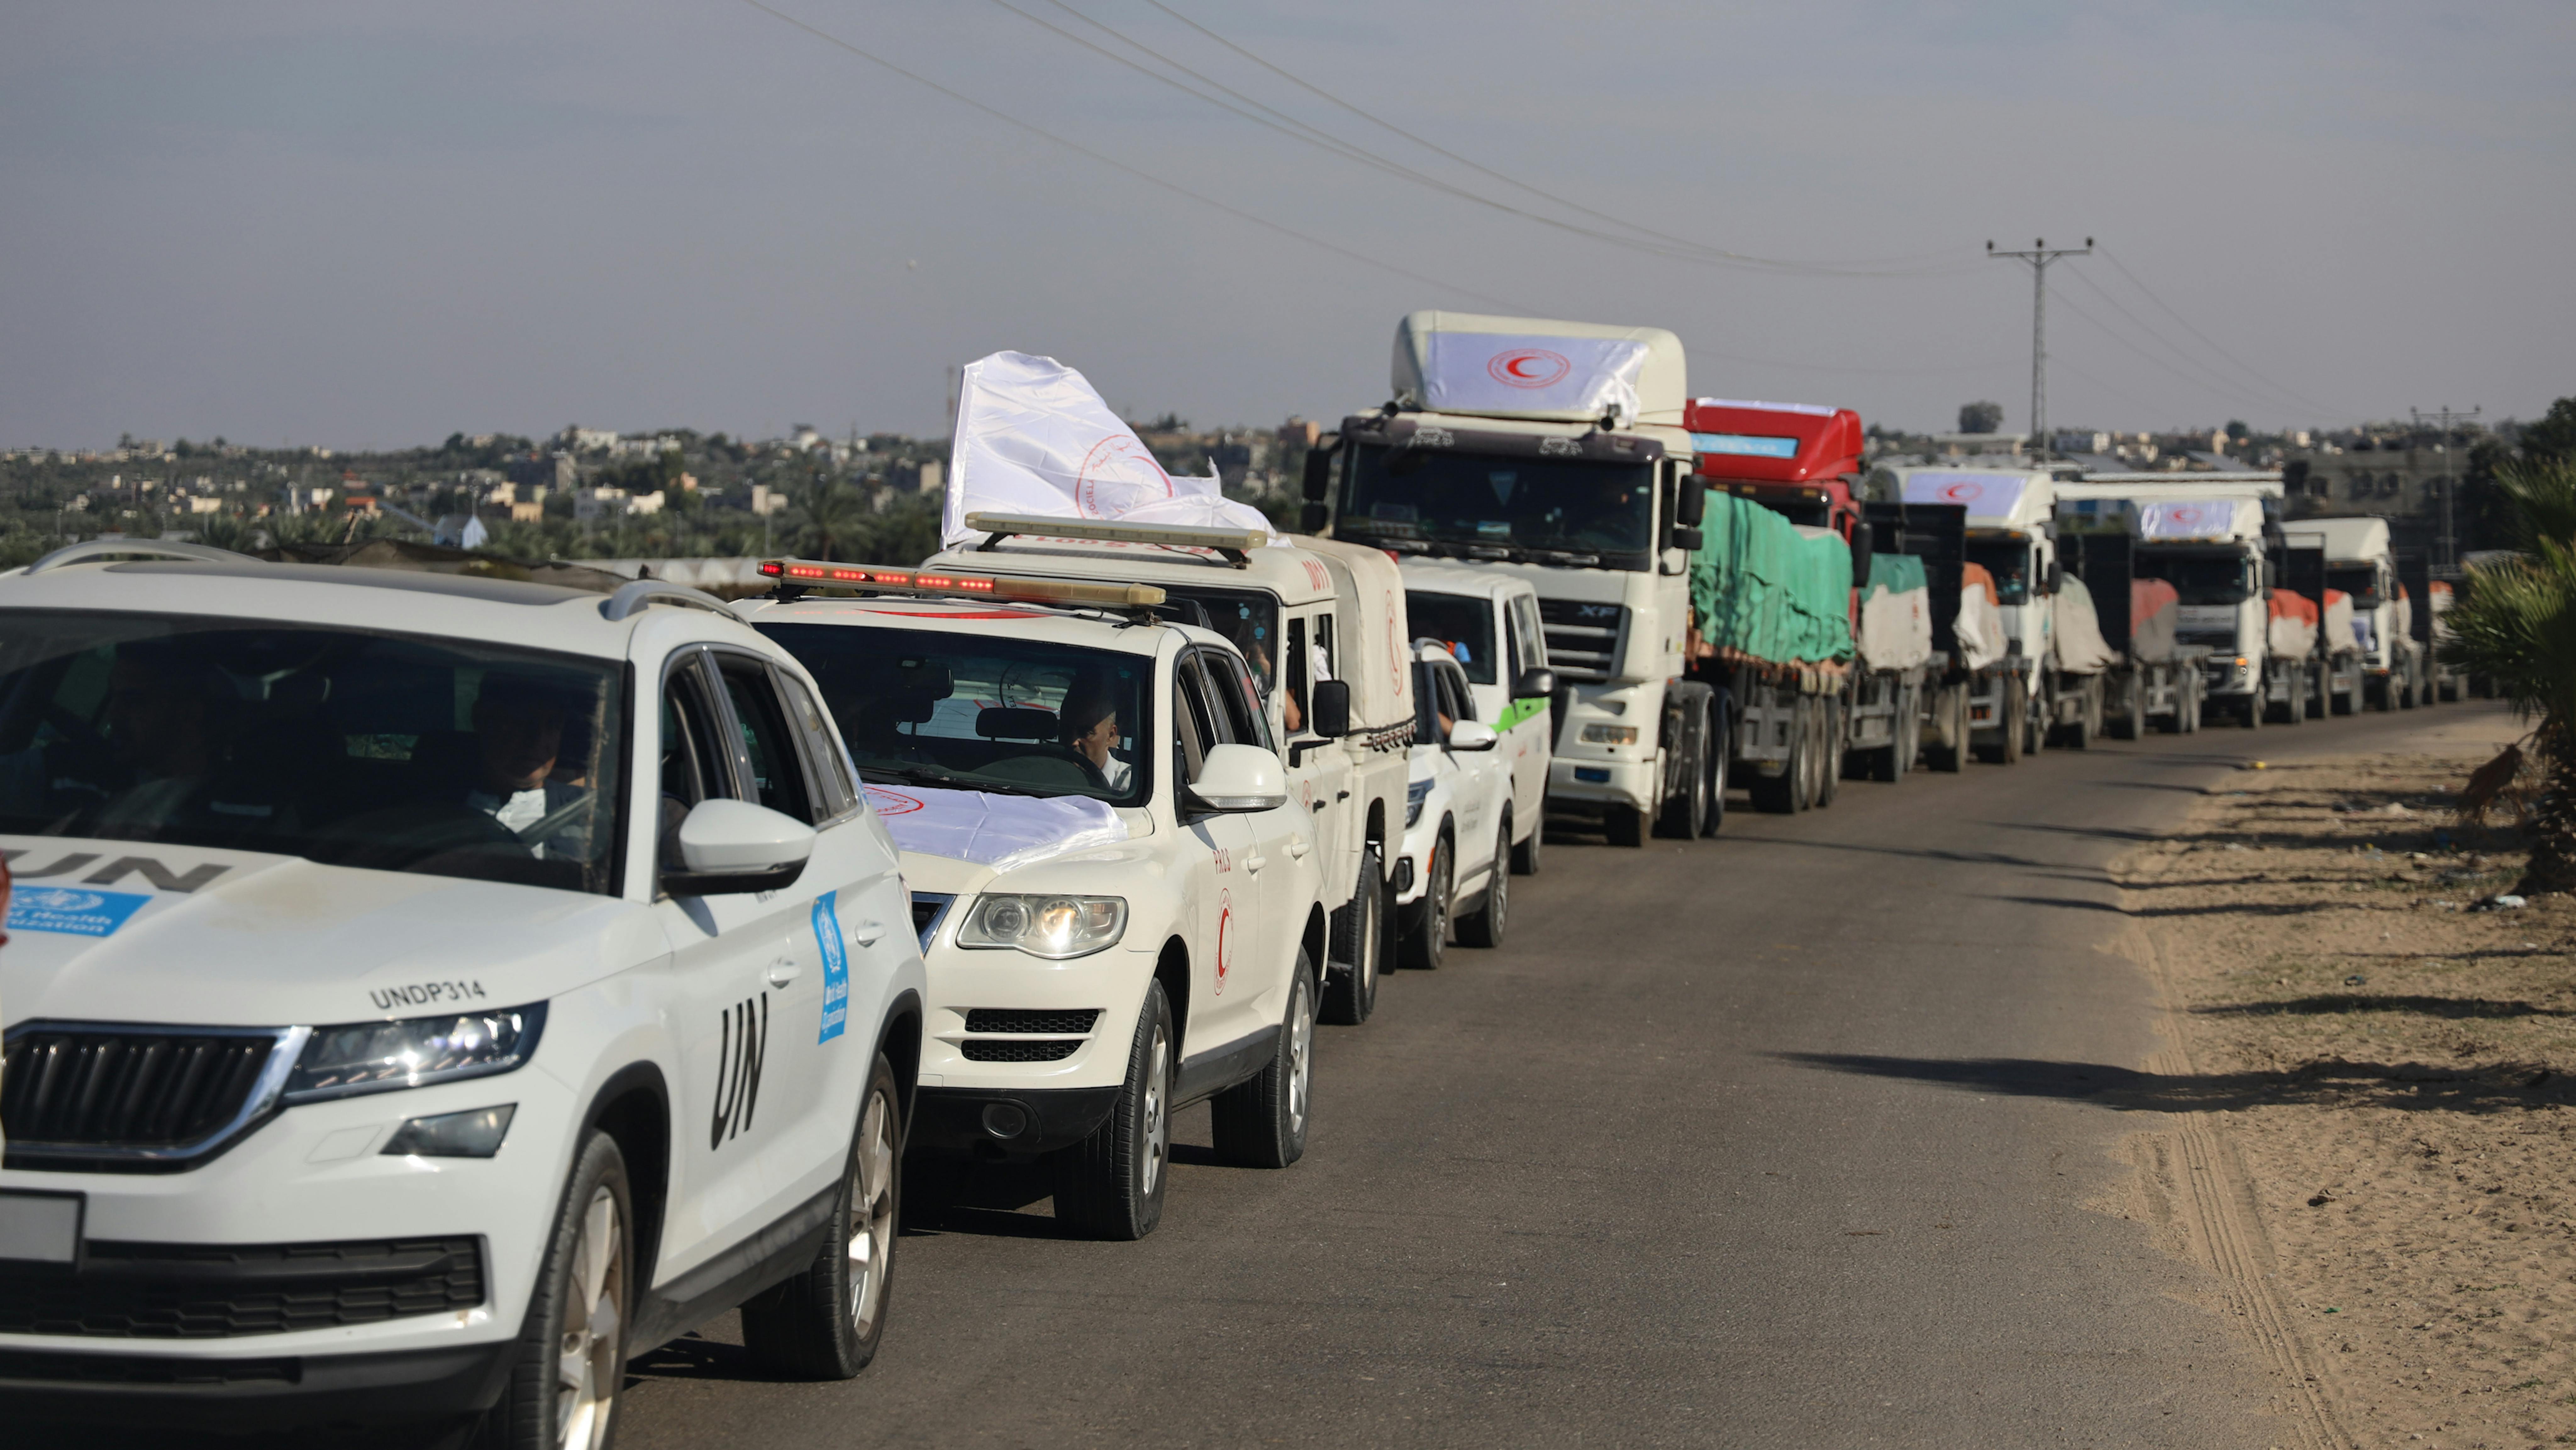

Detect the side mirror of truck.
[
  {"left": 1848, "top": 520, "right": 1875, "bottom": 588},
  {"left": 2044, "top": 559, "right": 2064, "bottom": 596},
  {"left": 1674, "top": 481, "right": 1708, "bottom": 527},
  {"left": 1299, "top": 502, "right": 1330, "bottom": 534},
  {"left": 1308, "top": 678, "right": 1351, "bottom": 739},
  {"left": 1669, "top": 526, "right": 1703, "bottom": 552},
  {"left": 1302, "top": 444, "right": 1335, "bottom": 502},
  {"left": 1513, "top": 666, "right": 1557, "bottom": 699}
]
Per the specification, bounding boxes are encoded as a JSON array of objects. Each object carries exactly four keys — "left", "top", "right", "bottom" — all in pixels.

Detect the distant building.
[
  {"left": 1933, "top": 432, "right": 2028, "bottom": 457},
  {"left": 1279, "top": 416, "right": 1321, "bottom": 449}
]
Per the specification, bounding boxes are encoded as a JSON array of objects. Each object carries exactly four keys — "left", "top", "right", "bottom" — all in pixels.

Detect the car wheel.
[
  {"left": 1049, "top": 982, "right": 1172, "bottom": 1240},
  {"left": 1402, "top": 831, "right": 1452, "bottom": 968},
  {"left": 480, "top": 1130, "right": 630, "bottom": 1450},
  {"left": 741, "top": 1054, "right": 901, "bottom": 1378},
  {"left": 1321, "top": 847, "right": 1385, "bottom": 1026},
  {"left": 1455, "top": 822, "right": 1510, "bottom": 948},
  {"left": 1511, "top": 810, "right": 1543, "bottom": 874},
  {"left": 1211, "top": 951, "right": 1315, "bottom": 1169}
]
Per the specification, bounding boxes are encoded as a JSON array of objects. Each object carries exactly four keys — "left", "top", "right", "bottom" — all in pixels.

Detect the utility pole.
[
  {"left": 1987, "top": 237, "right": 2093, "bottom": 462},
  {"left": 2411, "top": 404, "right": 2481, "bottom": 574}
]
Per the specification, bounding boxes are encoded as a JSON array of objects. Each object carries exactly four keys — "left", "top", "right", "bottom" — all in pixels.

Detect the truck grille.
[
  {"left": 1537, "top": 599, "right": 1625, "bottom": 683},
  {"left": 0, "top": 1236, "right": 485, "bottom": 1340},
  {"left": 964, "top": 1009, "right": 1101, "bottom": 1035},
  {"left": 2, "top": 1025, "right": 296, "bottom": 1173},
  {"left": 960, "top": 1040, "right": 1084, "bottom": 1063}
]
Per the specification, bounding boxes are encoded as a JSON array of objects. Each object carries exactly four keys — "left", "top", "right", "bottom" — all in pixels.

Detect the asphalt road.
[{"left": 606, "top": 699, "right": 2505, "bottom": 1450}]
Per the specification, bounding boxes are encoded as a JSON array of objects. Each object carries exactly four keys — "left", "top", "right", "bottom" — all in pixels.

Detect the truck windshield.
[
  {"left": 756, "top": 624, "right": 1150, "bottom": 808},
  {"left": 1153, "top": 587, "right": 1279, "bottom": 697},
  {"left": 1404, "top": 591, "right": 1496, "bottom": 685},
  {"left": 1963, "top": 540, "right": 2033, "bottom": 605},
  {"left": 1340, "top": 443, "right": 1656, "bottom": 568},
  {"left": 0, "top": 611, "right": 626, "bottom": 895},
  {"left": 2325, "top": 565, "right": 2381, "bottom": 609},
  {"left": 2143, "top": 549, "right": 2257, "bottom": 605}
]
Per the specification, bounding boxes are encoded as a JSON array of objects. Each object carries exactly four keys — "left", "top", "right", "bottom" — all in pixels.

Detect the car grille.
[
  {"left": 0, "top": 1236, "right": 485, "bottom": 1340},
  {"left": 964, "top": 1009, "right": 1101, "bottom": 1035},
  {"left": 1537, "top": 599, "right": 1625, "bottom": 683},
  {"left": 2, "top": 1026, "right": 293, "bottom": 1172},
  {"left": 959, "top": 1040, "right": 1084, "bottom": 1063},
  {"left": 909, "top": 892, "right": 956, "bottom": 951}
]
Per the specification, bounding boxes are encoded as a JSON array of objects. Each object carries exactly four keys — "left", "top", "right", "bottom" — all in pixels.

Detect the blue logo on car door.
[{"left": 814, "top": 894, "right": 850, "bottom": 1043}]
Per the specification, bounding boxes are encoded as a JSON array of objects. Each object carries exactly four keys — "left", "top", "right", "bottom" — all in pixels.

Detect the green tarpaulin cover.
[{"left": 1689, "top": 492, "right": 1857, "bottom": 665}]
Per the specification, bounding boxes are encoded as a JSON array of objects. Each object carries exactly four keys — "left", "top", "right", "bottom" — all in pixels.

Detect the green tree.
[
  {"left": 1957, "top": 401, "right": 2004, "bottom": 434},
  {"left": 789, "top": 477, "right": 867, "bottom": 561},
  {"left": 2444, "top": 456, "right": 2576, "bottom": 892},
  {"left": 2521, "top": 397, "right": 2576, "bottom": 466}
]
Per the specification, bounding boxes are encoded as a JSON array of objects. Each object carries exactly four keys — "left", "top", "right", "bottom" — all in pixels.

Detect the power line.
[
  {"left": 2048, "top": 281, "right": 2316, "bottom": 422},
  {"left": 2096, "top": 246, "right": 2346, "bottom": 420},
  {"left": 2068, "top": 264, "right": 2342, "bottom": 422},
  {"left": 731, "top": 0, "right": 1527, "bottom": 311},
  {"left": 1987, "top": 238, "right": 2090, "bottom": 458}
]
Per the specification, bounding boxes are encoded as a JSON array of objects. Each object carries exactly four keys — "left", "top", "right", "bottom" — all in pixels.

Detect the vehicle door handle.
[
  {"left": 853, "top": 920, "right": 886, "bottom": 947},
  {"left": 766, "top": 955, "right": 801, "bottom": 988},
  {"left": 1287, "top": 836, "right": 1310, "bottom": 859},
  {"left": 1244, "top": 854, "right": 1268, "bottom": 874}
]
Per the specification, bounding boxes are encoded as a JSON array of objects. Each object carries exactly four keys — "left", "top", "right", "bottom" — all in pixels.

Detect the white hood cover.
[
  {"left": 863, "top": 784, "right": 1127, "bottom": 872},
  {"left": 1413, "top": 332, "right": 1648, "bottom": 424},
  {"left": 1900, "top": 472, "right": 2031, "bottom": 525},
  {"left": 942, "top": 351, "right": 1278, "bottom": 550},
  {"left": 2138, "top": 497, "right": 2261, "bottom": 541}
]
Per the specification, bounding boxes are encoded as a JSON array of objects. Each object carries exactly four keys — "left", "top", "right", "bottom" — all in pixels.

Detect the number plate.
[{"left": 0, "top": 1190, "right": 83, "bottom": 1264}]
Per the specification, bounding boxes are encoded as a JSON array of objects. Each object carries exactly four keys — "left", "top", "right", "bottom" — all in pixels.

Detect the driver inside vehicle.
[
  {"left": 465, "top": 673, "right": 596, "bottom": 859},
  {"left": 85, "top": 642, "right": 235, "bottom": 836},
  {"left": 1058, "top": 676, "right": 1134, "bottom": 794}
]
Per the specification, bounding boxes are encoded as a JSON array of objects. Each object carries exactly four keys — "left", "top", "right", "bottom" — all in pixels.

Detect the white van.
[{"left": 1396, "top": 562, "right": 1555, "bottom": 876}]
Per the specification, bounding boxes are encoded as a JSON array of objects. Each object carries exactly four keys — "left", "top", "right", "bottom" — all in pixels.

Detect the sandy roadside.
[{"left": 2104, "top": 708, "right": 2576, "bottom": 1450}]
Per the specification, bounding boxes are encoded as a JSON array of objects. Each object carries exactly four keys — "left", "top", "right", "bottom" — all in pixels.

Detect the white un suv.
[
  {"left": 739, "top": 558, "right": 1327, "bottom": 1240},
  {"left": 0, "top": 541, "right": 925, "bottom": 1447}
]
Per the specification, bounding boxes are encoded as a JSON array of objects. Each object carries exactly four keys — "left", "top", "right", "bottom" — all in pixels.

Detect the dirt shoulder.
[{"left": 2109, "top": 718, "right": 2576, "bottom": 1450}]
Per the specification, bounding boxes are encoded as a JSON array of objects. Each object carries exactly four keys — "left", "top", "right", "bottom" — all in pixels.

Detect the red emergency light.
[{"left": 756, "top": 558, "right": 1165, "bottom": 608}]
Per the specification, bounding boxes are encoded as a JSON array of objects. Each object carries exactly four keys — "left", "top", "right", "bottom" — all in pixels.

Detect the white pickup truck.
[
  {"left": 924, "top": 518, "right": 1411, "bottom": 1025},
  {"left": 739, "top": 558, "right": 1328, "bottom": 1240}
]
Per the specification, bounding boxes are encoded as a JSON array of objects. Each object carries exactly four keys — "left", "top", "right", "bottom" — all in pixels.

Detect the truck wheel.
[
  {"left": 1050, "top": 982, "right": 1172, "bottom": 1240},
  {"left": 1455, "top": 822, "right": 1510, "bottom": 948},
  {"left": 2108, "top": 678, "right": 2142, "bottom": 741},
  {"left": 2331, "top": 672, "right": 2353, "bottom": 715},
  {"left": 2241, "top": 691, "right": 2262, "bottom": 730},
  {"left": 1986, "top": 676, "right": 2025, "bottom": 764},
  {"left": 2064, "top": 679, "right": 2095, "bottom": 750},
  {"left": 1320, "top": 847, "right": 1384, "bottom": 1026},
  {"left": 1211, "top": 952, "right": 1315, "bottom": 1169},
  {"left": 1700, "top": 708, "right": 1731, "bottom": 836},
  {"left": 1813, "top": 699, "right": 1842, "bottom": 808},
  {"left": 1655, "top": 706, "right": 1710, "bottom": 839},
  {"left": 1402, "top": 830, "right": 1453, "bottom": 967},
  {"left": 1603, "top": 804, "right": 1646, "bottom": 847},
  {"left": 741, "top": 1054, "right": 901, "bottom": 1379},
  {"left": 481, "top": 1130, "right": 632, "bottom": 1450},
  {"left": 2400, "top": 661, "right": 2419, "bottom": 709},
  {"left": 1924, "top": 685, "right": 1964, "bottom": 772},
  {"left": 1749, "top": 697, "right": 1803, "bottom": 812}
]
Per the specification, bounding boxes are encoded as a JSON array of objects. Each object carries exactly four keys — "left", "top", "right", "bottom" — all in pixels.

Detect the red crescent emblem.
[
  {"left": 1487, "top": 348, "right": 1571, "bottom": 390},
  {"left": 1213, "top": 890, "right": 1233, "bottom": 994},
  {"left": 863, "top": 786, "right": 926, "bottom": 816}
]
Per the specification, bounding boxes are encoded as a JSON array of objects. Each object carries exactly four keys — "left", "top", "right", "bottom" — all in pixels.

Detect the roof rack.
[
  {"left": 25, "top": 539, "right": 255, "bottom": 575},
  {"left": 600, "top": 579, "right": 736, "bottom": 621},
  {"left": 757, "top": 558, "right": 1165, "bottom": 612},
  {"left": 963, "top": 512, "right": 1265, "bottom": 568}
]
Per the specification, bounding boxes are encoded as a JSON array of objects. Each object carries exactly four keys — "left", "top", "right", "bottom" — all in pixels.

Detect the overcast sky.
[{"left": 3, "top": 1, "right": 2570, "bottom": 449}]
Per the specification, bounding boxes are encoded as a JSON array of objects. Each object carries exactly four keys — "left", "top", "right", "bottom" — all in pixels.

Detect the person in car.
[
  {"left": 1058, "top": 678, "right": 1133, "bottom": 795},
  {"left": 465, "top": 673, "right": 596, "bottom": 858},
  {"left": 86, "top": 643, "right": 235, "bottom": 836}
]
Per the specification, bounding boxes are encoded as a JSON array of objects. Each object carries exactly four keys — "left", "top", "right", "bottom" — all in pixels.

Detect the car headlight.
[
  {"left": 958, "top": 894, "right": 1127, "bottom": 960},
  {"left": 1581, "top": 723, "right": 1639, "bottom": 746},
  {"left": 1406, "top": 778, "right": 1433, "bottom": 826},
  {"left": 283, "top": 1003, "right": 547, "bottom": 1105}
]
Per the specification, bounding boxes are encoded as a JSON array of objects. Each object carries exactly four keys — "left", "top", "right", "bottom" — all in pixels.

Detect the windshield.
[
  {"left": 1964, "top": 540, "right": 2033, "bottom": 606},
  {"left": 1340, "top": 443, "right": 1656, "bottom": 567},
  {"left": 2144, "top": 548, "right": 2257, "bottom": 605},
  {"left": 2325, "top": 565, "right": 2381, "bottom": 608},
  {"left": 1405, "top": 591, "right": 1496, "bottom": 685},
  {"left": 1155, "top": 587, "right": 1279, "bottom": 696},
  {"left": 0, "top": 611, "right": 625, "bottom": 894},
  {"left": 755, "top": 624, "right": 1150, "bottom": 807}
]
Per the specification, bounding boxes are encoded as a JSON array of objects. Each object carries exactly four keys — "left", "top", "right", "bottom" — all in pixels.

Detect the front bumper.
[
  {"left": 909, "top": 1085, "right": 1123, "bottom": 1159},
  {"left": 0, "top": 1326, "right": 514, "bottom": 1431},
  {"left": 1545, "top": 755, "right": 1655, "bottom": 814}
]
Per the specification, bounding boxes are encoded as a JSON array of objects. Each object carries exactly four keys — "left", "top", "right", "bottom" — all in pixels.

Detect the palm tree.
[
  {"left": 789, "top": 476, "right": 867, "bottom": 561},
  {"left": 2443, "top": 456, "right": 2576, "bottom": 892}
]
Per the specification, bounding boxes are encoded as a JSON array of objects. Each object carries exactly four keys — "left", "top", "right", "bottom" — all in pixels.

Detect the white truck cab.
[
  {"left": 2058, "top": 475, "right": 2292, "bottom": 725},
  {"left": 735, "top": 559, "right": 1328, "bottom": 1241},
  {"left": 1879, "top": 466, "right": 2060, "bottom": 756},
  {"left": 2309, "top": 515, "right": 2428, "bottom": 709},
  {"left": 923, "top": 519, "right": 1409, "bottom": 1028},
  {"left": 0, "top": 541, "right": 925, "bottom": 1442},
  {"left": 1396, "top": 563, "right": 1555, "bottom": 876},
  {"left": 1394, "top": 642, "right": 1516, "bottom": 970}
]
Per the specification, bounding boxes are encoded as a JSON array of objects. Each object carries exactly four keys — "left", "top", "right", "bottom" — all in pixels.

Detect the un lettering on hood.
[{"left": 941, "top": 351, "right": 1280, "bottom": 550}]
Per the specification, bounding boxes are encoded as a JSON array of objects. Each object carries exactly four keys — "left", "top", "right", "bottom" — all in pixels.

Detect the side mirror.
[
  {"left": 1302, "top": 445, "right": 1334, "bottom": 502},
  {"left": 665, "top": 798, "right": 815, "bottom": 895},
  {"left": 1513, "top": 666, "right": 1557, "bottom": 699},
  {"left": 1669, "top": 526, "right": 1704, "bottom": 552},
  {"left": 1447, "top": 719, "right": 1499, "bottom": 752},
  {"left": 1188, "top": 743, "right": 1289, "bottom": 813},
  {"left": 2044, "top": 559, "right": 2064, "bottom": 596},
  {"left": 1298, "top": 502, "right": 1330, "bottom": 535},
  {"left": 1674, "top": 481, "right": 1708, "bottom": 527},
  {"left": 1849, "top": 520, "right": 1876, "bottom": 589},
  {"left": 1308, "top": 678, "right": 1351, "bottom": 738}
]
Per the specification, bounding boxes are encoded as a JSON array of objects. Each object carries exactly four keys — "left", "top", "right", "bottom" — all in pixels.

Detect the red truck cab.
[{"left": 1684, "top": 398, "right": 1867, "bottom": 540}]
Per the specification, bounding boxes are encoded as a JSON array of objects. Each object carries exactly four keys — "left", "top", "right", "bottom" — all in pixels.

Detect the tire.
[
  {"left": 2182, "top": 680, "right": 2202, "bottom": 733},
  {"left": 1455, "top": 822, "right": 1509, "bottom": 948},
  {"left": 1211, "top": 952, "right": 1315, "bottom": 1169},
  {"left": 2108, "top": 676, "right": 2142, "bottom": 741},
  {"left": 1749, "top": 697, "right": 1801, "bottom": 812},
  {"left": 1510, "top": 809, "right": 1543, "bottom": 875},
  {"left": 2241, "top": 691, "right": 2262, "bottom": 730},
  {"left": 1791, "top": 699, "right": 1817, "bottom": 809},
  {"left": 1924, "top": 684, "right": 1964, "bottom": 773},
  {"left": 1402, "top": 830, "right": 1452, "bottom": 968},
  {"left": 1813, "top": 698, "right": 1841, "bottom": 808},
  {"left": 1319, "top": 847, "right": 1384, "bottom": 1026},
  {"left": 1700, "top": 707, "right": 1731, "bottom": 836},
  {"left": 2330, "top": 670, "right": 2354, "bottom": 715},
  {"left": 741, "top": 1054, "right": 901, "bottom": 1379},
  {"left": 1655, "top": 697, "right": 1710, "bottom": 839},
  {"left": 2064, "top": 679, "right": 2095, "bottom": 750},
  {"left": 1049, "top": 981, "right": 1172, "bottom": 1240},
  {"left": 1603, "top": 804, "right": 1646, "bottom": 847},
  {"left": 480, "top": 1131, "right": 632, "bottom": 1450},
  {"left": 1986, "top": 675, "right": 2025, "bottom": 764},
  {"left": 2399, "top": 662, "right": 2419, "bottom": 709}
]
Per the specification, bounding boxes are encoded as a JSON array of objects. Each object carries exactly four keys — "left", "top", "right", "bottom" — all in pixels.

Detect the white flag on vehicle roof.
[
  {"left": 1414, "top": 333, "right": 1648, "bottom": 422},
  {"left": 942, "top": 351, "right": 1280, "bottom": 550}
]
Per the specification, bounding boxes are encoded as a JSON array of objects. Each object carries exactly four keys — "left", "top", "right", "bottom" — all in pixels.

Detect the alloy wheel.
[
  {"left": 556, "top": 1186, "right": 625, "bottom": 1450},
  {"left": 847, "top": 1088, "right": 897, "bottom": 1340}
]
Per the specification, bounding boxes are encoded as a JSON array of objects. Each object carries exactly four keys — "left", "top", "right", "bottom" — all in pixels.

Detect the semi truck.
[
  {"left": 2279, "top": 531, "right": 2364, "bottom": 716},
  {"left": 1857, "top": 498, "right": 2015, "bottom": 771},
  {"left": 2056, "top": 475, "right": 2292, "bottom": 729},
  {"left": 2055, "top": 519, "right": 2210, "bottom": 736},
  {"left": 2393, "top": 549, "right": 2466, "bottom": 702},
  {"left": 1303, "top": 311, "right": 1716, "bottom": 849},
  {"left": 1868, "top": 465, "right": 2069, "bottom": 762},
  {"left": 2311, "top": 515, "right": 2430, "bottom": 710}
]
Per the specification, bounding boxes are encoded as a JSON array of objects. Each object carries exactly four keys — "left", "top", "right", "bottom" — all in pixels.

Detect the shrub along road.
[{"left": 607, "top": 703, "right": 2506, "bottom": 1450}]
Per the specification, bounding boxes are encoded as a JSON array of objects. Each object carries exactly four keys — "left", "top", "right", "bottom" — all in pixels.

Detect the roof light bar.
[
  {"left": 963, "top": 511, "right": 1267, "bottom": 564},
  {"left": 756, "top": 558, "right": 1164, "bottom": 608}
]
